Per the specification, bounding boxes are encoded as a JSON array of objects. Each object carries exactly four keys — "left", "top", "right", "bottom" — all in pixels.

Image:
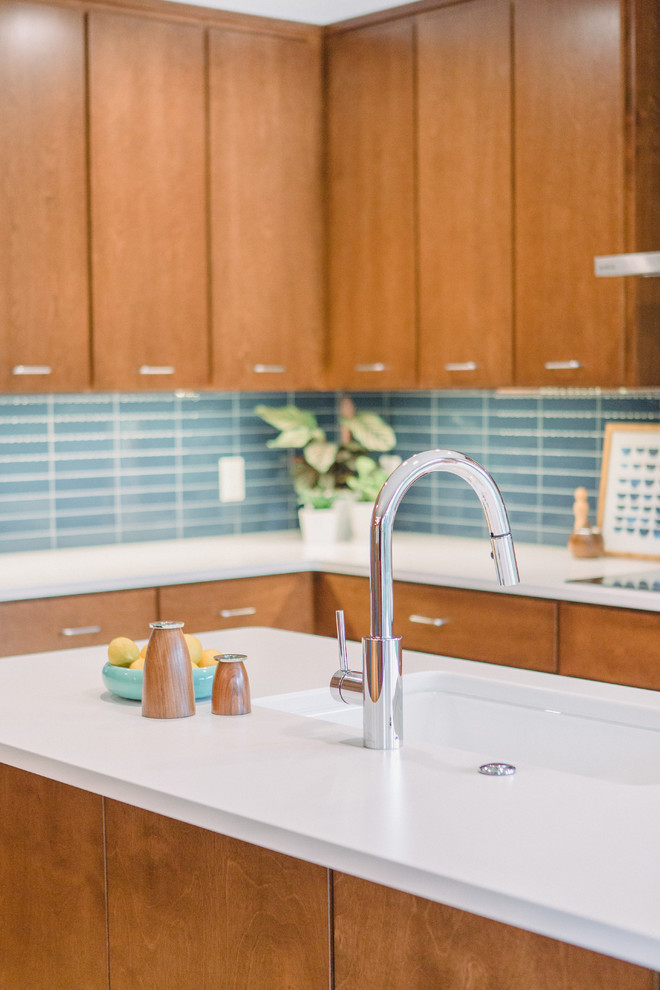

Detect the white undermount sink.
[{"left": 257, "top": 669, "right": 660, "bottom": 786}]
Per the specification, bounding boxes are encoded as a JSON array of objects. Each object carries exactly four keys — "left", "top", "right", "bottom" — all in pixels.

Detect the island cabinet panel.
[
  {"left": 105, "top": 800, "right": 330, "bottom": 990},
  {"left": 0, "top": 587, "right": 157, "bottom": 657},
  {"left": 0, "top": 1, "right": 89, "bottom": 393},
  {"left": 333, "top": 873, "right": 657, "bottom": 990},
  {"left": 314, "top": 573, "right": 557, "bottom": 672},
  {"left": 159, "top": 572, "right": 314, "bottom": 634},
  {"left": 325, "top": 18, "right": 417, "bottom": 391},
  {"left": 209, "top": 28, "right": 324, "bottom": 391},
  {"left": 89, "top": 10, "right": 208, "bottom": 391},
  {"left": 559, "top": 602, "right": 660, "bottom": 691},
  {"left": 416, "top": 0, "right": 513, "bottom": 389},
  {"left": 513, "top": 0, "right": 626, "bottom": 387},
  {"left": 0, "top": 764, "right": 107, "bottom": 990}
]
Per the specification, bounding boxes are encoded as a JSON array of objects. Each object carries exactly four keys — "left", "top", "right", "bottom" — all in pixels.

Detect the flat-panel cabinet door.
[
  {"left": 209, "top": 29, "right": 324, "bottom": 391},
  {"left": 89, "top": 11, "right": 208, "bottom": 391},
  {"left": 559, "top": 601, "right": 660, "bottom": 690},
  {"left": 514, "top": 0, "right": 626, "bottom": 387},
  {"left": 0, "top": 1, "right": 89, "bottom": 392},
  {"left": 417, "top": 0, "right": 513, "bottom": 389},
  {"left": 326, "top": 20, "right": 417, "bottom": 390},
  {"left": 159, "top": 573, "right": 314, "bottom": 635},
  {"left": 0, "top": 587, "right": 158, "bottom": 657}
]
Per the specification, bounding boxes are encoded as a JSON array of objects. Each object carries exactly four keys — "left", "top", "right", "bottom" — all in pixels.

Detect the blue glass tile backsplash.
[{"left": 0, "top": 389, "right": 658, "bottom": 554}]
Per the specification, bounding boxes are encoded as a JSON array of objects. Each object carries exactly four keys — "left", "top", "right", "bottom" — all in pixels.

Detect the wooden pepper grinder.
[
  {"left": 212, "top": 655, "right": 251, "bottom": 716},
  {"left": 567, "top": 487, "right": 604, "bottom": 558},
  {"left": 142, "top": 621, "right": 196, "bottom": 719}
]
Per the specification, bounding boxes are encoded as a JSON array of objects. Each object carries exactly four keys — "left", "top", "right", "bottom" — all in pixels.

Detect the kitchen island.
[{"left": 1, "top": 625, "right": 659, "bottom": 988}]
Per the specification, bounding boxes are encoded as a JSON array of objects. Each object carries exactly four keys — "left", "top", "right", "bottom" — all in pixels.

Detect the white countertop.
[
  {"left": 2, "top": 530, "right": 660, "bottom": 610},
  {"left": 1, "top": 626, "right": 660, "bottom": 971}
]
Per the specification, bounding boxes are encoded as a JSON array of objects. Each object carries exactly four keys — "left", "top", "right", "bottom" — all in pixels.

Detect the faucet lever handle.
[{"left": 336, "top": 610, "right": 349, "bottom": 671}]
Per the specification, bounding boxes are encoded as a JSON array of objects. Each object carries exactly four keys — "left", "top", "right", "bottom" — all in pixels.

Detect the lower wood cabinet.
[
  {"left": 333, "top": 873, "right": 656, "bottom": 990},
  {"left": 314, "top": 573, "right": 558, "bottom": 672},
  {"left": 1, "top": 768, "right": 658, "bottom": 990},
  {"left": 105, "top": 801, "right": 329, "bottom": 990},
  {"left": 0, "top": 587, "right": 157, "bottom": 657},
  {"left": 559, "top": 601, "right": 660, "bottom": 691},
  {"left": 159, "top": 572, "right": 314, "bottom": 635},
  {"left": 0, "top": 764, "right": 107, "bottom": 990}
]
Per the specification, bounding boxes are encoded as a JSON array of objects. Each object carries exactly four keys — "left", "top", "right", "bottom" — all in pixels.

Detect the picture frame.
[{"left": 597, "top": 422, "right": 660, "bottom": 559}]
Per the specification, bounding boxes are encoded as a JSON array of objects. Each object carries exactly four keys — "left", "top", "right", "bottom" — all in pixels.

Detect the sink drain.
[{"left": 478, "top": 763, "right": 516, "bottom": 776}]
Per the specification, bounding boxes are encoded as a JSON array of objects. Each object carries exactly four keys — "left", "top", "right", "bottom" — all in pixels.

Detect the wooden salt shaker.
[
  {"left": 567, "top": 487, "right": 604, "bottom": 559},
  {"left": 142, "top": 621, "right": 196, "bottom": 719},
  {"left": 212, "top": 655, "right": 251, "bottom": 716}
]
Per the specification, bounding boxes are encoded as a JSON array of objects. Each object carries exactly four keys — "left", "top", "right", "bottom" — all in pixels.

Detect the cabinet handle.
[
  {"left": 60, "top": 625, "right": 102, "bottom": 637},
  {"left": 444, "top": 361, "right": 478, "bottom": 372},
  {"left": 408, "top": 614, "right": 448, "bottom": 628},
  {"left": 12, "top": 365, "right": 52, "bottom": 375},
  {"left": 218, "top": 606, "right": 257, "bottom": 618},
  {"left": 355, "top": 363, "right": 387, "bottom": 372},
  {"left": 139, "top": 365, "right": 175, "bottom": 375},
  {"left": 253, "top": 364, "right": 286, "bottom": 373},
  {"left": 544, "top": 360, "right": 582, "bottom": 370}
]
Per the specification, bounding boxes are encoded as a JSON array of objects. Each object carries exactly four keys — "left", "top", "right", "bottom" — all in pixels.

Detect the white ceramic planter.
[
  {"left": 348, "top": 500, "right": 375, "bottom": 543},
  {"left": 298, "top": 506, "right": 343, "bottom": 546}
]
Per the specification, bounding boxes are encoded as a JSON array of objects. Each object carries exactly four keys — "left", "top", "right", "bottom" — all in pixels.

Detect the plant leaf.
[
  {"left": 255, "top": 404, "right": 318, "bottom": 436},
  {"left": 266, "top": 426, "right": 317, "bottom": 449},
  {"left": 342, "top": 413, "right": 396, "bottom": 452},
  {"left": 304, "top": 440, "right": 339, "bottom": 474}
]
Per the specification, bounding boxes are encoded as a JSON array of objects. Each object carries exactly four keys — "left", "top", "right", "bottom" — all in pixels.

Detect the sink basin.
[{"left": 257, "top": 670, "right": 660, "bottom": 785}]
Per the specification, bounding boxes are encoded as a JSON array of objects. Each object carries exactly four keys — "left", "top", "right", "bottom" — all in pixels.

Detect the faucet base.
[{"left": 362, "top": 636, "right": 402, "bottom": 750}]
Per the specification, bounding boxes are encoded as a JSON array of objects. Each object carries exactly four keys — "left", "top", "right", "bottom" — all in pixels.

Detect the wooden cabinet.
[
  {"left": 333, "top": 872, "right": 655, "bottom": 990},
  {"left": 325, "top": 19, "right": 417, "bottom": 390},
  {"left": 159, "top": 572, "right": 314, "bottom": 635},
  {"left": 417, "top": 0, "right": 513, "bottom": 389},
  {"left": 0, "top": 764, "right": 107, "bottom": 990},
  {"left": 208, "top": 28, "right": 324, "bottom": 391},
  {"left": 0, "top": 587, "right": 157, "bottom": 657},
  {"left": 88, "top": 10, "right": 208, "bottom": 391},
  {"left": 314, "top": 573, "right": 557, "bottom": 672},
  {"left": 0, "top": 1, "right": 89, "bottom": 392},
  {"left": 105, "top": 800, "right": 329, "bottom": 990},
  {"left": 559, "top": 601, "right": 660, "bottom": 691},
  {"left": 514, "top": 0, "right": 626, "bottom": 387}
]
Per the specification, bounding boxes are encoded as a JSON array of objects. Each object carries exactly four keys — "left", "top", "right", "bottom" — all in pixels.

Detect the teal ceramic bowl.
[{"left": 102, "top": 661, "right": 215, "bottom": 702}]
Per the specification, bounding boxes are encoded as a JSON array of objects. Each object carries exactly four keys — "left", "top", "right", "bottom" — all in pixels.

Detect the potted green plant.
[{"left": 254, "top": 402, "right": 398, "bottom": 544}]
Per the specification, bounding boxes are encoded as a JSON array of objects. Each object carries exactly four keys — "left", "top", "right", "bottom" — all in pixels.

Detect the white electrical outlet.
[{"left": 218, "top": 456, "right": 245, "bottom": 503}]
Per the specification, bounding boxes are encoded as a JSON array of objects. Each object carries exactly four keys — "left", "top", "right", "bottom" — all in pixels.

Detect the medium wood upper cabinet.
[
  {"left": 208, "top": 28, "right": 324, "bottom": 391},
  {"left": 417, "top": 0, "right": 513, "bottom": 389},
  {"left": 88, "top": 10, "right": 209, "bottom": 391},
  {"left": 325, "top": 19, "right": 417, "bottom": 390},
  {"left": 0, "top": 1, "right": 90, "bottom": 392},
  {"left": 514, "top": 0, "right": 660, "bottom": 387}
]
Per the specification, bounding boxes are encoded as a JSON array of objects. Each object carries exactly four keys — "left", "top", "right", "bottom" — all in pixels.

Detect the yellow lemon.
[
  {"left": 107, "top": 637, "right": 140, "bottom": 667},
  {"left": 184, "top": 633, "right": 203, "bottom": 665},
  {"left": 199, "top": 648, "right": 221, "bottom": 667},
  {"left": 129, "top": 655, "right": 145, "bottom": 670}
]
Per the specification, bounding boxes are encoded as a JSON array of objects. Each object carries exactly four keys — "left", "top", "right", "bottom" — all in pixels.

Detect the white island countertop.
[
  {"left": 2, "top": 626, "right": 660, "bottom": 971},
  {"left": 2, "top": 529, "right": 660, "bottom": 611}
]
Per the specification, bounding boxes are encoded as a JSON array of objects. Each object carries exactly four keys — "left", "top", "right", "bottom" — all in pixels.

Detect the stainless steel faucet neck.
[{"left": 331, "top": 449, "right": 520, "bottom": 751}]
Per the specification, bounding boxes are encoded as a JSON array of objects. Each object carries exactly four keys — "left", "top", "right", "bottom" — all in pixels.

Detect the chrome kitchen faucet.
[{"left": 331, "top": 449, "right": 520, "bottom": 750}]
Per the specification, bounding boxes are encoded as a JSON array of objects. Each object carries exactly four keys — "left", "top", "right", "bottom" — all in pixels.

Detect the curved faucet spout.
[{"left": 369, "top": 449, "right": 519, "bottom": 639}]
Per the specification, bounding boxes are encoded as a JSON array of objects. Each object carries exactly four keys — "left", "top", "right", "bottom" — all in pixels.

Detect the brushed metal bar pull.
[
  {"left": 408, "top": 614, "right": 448, "bottom": 628},
  {"left": 444, "top": 361, "right": 478, "bottom": 372},
  {"left": 12, "top": 365, "right": 52, "bottom": 375},
  {"left": 253, "top": 364, "right": 286, "bottom": 373},
  {"left": 355, "top": 363, "right": 387, "bottom": 372},
  {"left": 60, "top": 625, "right": 102, "bottom": 637},
  {"left": 218, "top": 606, "right": 257, "bottom": 618},
  {"left": 544, "top": 360, "right": 582, "bottom": 370},
  {"left": 139, "top": 365, "right": 175, "bottom": 375}
]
